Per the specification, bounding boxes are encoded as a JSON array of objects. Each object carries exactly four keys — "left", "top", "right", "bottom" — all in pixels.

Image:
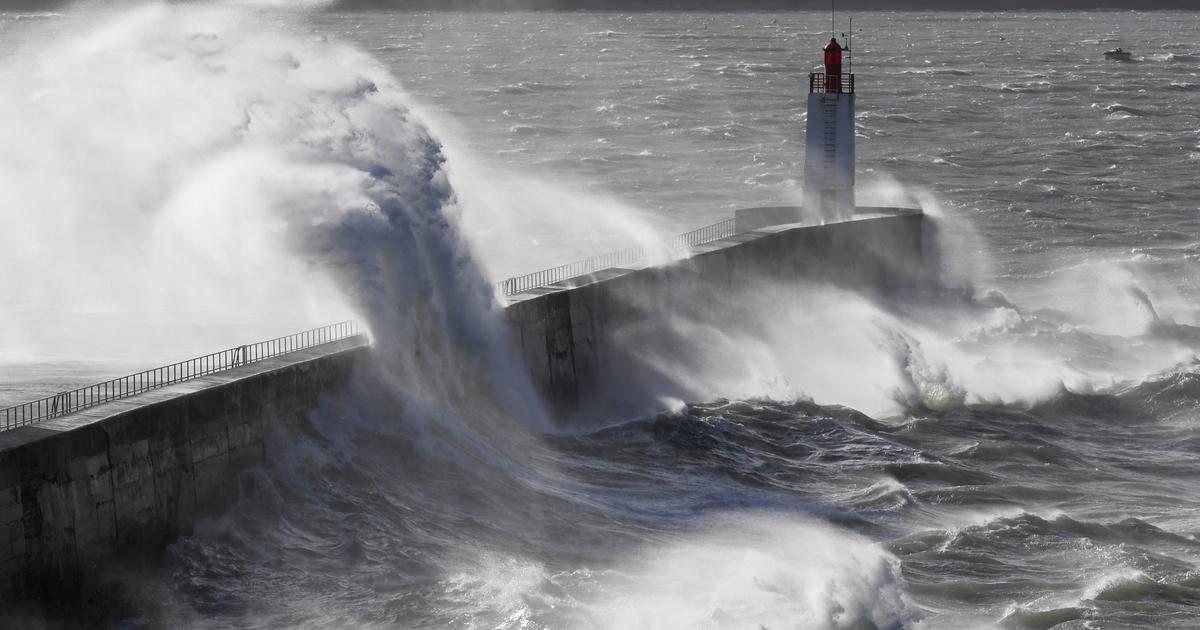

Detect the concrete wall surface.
[
  {"left": 505, "top": 209, "right": 926, "bottom": 415},
  {"left": 0, "top": 340, "right": 366, "bottom": 599}
]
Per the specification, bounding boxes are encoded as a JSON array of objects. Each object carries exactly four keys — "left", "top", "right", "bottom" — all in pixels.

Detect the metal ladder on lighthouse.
[{"left": 821, "top": 94, "right": 840, "bottom": 181}]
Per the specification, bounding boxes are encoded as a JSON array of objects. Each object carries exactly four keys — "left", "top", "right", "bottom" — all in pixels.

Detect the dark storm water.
[{"left": 5, "top": 8, "right": 1200, "bottom": 630}]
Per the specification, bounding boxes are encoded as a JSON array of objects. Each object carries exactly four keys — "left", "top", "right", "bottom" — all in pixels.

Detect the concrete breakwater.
[
  {"left": 508, "top": 207, "right": 926, "bottom": 415},
  {"left": 0, "top": 207, "right": 925, "bottom": 602},
  {"left": 0, "top": 340, "right": 367, "bottom": 601}
]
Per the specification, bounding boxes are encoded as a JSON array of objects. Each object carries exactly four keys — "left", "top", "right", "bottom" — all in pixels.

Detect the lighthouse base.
[{"left": 803, "top": 92, "right": 856, "bottom": 220}]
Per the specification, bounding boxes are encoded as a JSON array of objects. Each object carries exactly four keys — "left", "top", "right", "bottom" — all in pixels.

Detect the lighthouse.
[{"left": 804, "top": 36, "right": 855, "bottom": 220}]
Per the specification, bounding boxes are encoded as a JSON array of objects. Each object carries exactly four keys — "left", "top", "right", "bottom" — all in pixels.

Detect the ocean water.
[{"left": 3, "top": 7, "right": 1200, "bottom": 630}]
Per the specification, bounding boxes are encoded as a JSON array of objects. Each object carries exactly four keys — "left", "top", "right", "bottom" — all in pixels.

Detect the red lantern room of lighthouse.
[
  {"left": 804, "top": 34, "right": 856, "bottom": 220},
  {"left": 823, "top": 37, "right": 843, "bottom": 92}
]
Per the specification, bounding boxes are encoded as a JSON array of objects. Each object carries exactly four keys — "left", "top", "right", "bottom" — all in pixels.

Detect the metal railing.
[
  {"left": 495, "top": 217, "right": 738, "bottom": 296},
  {"left": 0, "top": 320, "right": 365, "bottom": 431},
  {"left": 808, "top": 72, "right": 855, "bottom": 94}
]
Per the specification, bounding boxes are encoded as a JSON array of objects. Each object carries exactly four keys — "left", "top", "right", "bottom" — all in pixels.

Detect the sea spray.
[
  {"left": 413, "top": 105, "right": 680, "bottom": 282},
  {"left": 0, "top": 5, "right": 357, "bottom": 360},
  {"left": 0, "top": 2, "right": 551, "bottom": 427},
  {"left": 564, "top": 187, "right": 1200, "bottom": 419}
]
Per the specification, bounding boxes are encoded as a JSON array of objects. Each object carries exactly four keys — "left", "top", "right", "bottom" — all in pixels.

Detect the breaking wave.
[{"left": 3, "top": 6, "right": 1200, "bottom": 630}]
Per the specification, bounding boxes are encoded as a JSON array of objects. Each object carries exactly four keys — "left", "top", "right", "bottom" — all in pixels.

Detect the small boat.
[{"left": 1104, "top": 48, "right": 1133, "bottom": 61}]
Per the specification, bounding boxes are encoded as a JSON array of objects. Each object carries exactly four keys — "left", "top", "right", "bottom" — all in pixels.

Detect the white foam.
[
  {"left": 431, "top": 513, "right": 921, "bottom": 630},
  {"left": 585, "top": 513, "right": 920, "bottom": 630}
]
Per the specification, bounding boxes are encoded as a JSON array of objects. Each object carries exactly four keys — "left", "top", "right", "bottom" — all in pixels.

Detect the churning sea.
[{"left": 3, "top": 7, "right": 1200, "bottom": 630}]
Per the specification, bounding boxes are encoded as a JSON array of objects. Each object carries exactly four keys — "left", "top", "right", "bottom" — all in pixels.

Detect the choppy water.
[{"left": 4, "top": 7, "right": 1200, "bottom": 630}]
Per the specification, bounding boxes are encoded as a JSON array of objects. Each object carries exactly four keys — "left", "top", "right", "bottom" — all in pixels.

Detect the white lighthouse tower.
[{"left": 804, "top": 36, "right": 855, "bottom": 220}]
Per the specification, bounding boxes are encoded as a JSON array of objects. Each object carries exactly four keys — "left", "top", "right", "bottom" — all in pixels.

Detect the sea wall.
[
  {"left": 0, "top": 209, "right": 925, "bottom": 602},
  {"left": 0, "top": 342, "right": 366, "bottom": 600},
  {"left": 506, "top": 208, "right": 926, "bottom": 414}
]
